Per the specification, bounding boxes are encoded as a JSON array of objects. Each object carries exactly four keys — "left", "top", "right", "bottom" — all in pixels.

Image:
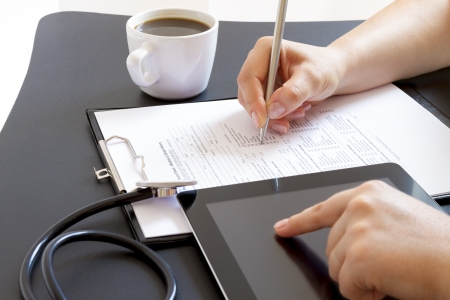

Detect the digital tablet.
[{"left": 177, "top": 163, "right": 445, "bottom": 300}]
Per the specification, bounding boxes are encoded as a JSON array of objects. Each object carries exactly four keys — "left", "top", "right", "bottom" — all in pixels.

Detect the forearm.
[{"left": 330, "top": 0, "right": 450, "bottom": 94}]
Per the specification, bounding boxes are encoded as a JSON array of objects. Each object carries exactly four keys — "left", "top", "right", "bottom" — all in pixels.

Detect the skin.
[{"left": 236, "top": 0, "right": 450, "bottom": 299}]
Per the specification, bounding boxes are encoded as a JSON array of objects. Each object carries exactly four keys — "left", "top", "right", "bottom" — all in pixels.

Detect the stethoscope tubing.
[{"left": 19, "top": 188, "right": 176, "bottom": 300}]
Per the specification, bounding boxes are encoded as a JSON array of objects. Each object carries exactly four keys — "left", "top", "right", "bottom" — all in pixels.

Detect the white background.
[{"left": 0, "top": 0, "right": 394, "bottom": 133}]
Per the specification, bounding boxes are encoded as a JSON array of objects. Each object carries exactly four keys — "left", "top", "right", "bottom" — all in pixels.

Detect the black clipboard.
[{"left": 87, "top": 92, "right": 450, "bottom": 246}]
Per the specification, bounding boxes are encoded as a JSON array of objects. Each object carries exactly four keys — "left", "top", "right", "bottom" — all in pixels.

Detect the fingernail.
[
  {"left": 251, "top": 111, "right": 259, "bottom": 128},
  {"left": 272, "top": 124, "right": 288, "bottom": 134},
  {"left": 290, "top": 111, "right": 305, "bottom": 120},
  {"left": 268, "top": 102, "right": 286, "bottom": 119},
  {"left": 301, "top": 102, "right": 312, "bottom": 111},
  {"left": 274, "top": 218, "right": 289, "bottom": 229}
]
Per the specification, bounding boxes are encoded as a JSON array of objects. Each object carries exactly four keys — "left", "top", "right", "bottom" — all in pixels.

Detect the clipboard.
[
  {"left": 86, "top": 81, "right": 448, "bottom": 243},
  {"left": 87, "top": 108, "right": 197, "bottom": 244}
]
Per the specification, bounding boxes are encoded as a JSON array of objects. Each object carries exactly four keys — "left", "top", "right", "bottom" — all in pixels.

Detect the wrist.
[
  {"left": 326, "top": 44, "right": 351, "bottom": 96},
  {"left": 432, "top": 219, "right": 450, "bottom": 299},
  {"left": 405, "top": 211, "right": 450, "bottom": 300}
]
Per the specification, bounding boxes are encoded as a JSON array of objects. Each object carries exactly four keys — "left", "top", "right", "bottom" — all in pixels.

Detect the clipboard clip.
[
  {"left": 94, "top": 167, "right": 111, "bottom": 180},
  {"left": 94, "top": 135, "right": 196, "bottom": 196}
]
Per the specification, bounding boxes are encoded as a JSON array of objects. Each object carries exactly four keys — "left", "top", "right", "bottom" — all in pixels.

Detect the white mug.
[{"left": 126, "top": 8, "right": 219, "bottom": 99}]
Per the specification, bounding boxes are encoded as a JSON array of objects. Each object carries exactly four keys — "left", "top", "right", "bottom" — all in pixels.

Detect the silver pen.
[{"left": 260, "top": 0, "right": 288, "bottom": 144}]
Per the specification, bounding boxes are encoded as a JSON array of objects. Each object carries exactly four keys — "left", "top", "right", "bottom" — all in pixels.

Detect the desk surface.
[{"left": 0, "top": 12, "right": 449, "bottom": 299}]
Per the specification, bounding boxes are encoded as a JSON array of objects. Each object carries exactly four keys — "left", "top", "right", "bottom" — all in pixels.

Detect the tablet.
[{"left": 177, "top": 163, "right": 445, "bottom": 300}]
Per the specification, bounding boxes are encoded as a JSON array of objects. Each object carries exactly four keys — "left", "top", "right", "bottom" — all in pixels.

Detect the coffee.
[{"left": 135, "top": 18, "right": 211, "bottom": 37}]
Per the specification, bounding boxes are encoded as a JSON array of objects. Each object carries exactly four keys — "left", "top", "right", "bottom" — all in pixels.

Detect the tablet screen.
[{"left": 206, "top": 179, "right": 395, "bottom": 300}]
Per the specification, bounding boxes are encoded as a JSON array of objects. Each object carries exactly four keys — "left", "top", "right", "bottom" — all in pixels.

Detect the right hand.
[
  {"left": 275, "top": 180, "right": 450, "bottom": 300},
  {"left": 237, "top": 37, "right": 345, "bottom": 134}
]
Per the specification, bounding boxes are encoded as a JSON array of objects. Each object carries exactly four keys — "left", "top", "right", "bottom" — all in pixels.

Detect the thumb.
[{"left": 266, "top": 70, "right": 314, "bottom": 119}]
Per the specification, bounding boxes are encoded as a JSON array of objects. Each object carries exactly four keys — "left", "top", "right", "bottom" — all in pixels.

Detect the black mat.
[
  {"left": 0, "top": 11, "right": 449, "bottom": 299},
  {"left": 398, "top": 67, "right": 450, "bottom": 120}
]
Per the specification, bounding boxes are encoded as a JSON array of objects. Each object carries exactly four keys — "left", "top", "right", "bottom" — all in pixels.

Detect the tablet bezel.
[{"left": 177, "top": 163, "right": 445, "bottom": 299}]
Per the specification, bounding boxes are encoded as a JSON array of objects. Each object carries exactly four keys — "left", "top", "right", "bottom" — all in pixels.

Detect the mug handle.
[{"left": 126, "top": 42, "right": 158, "bottom": 87}]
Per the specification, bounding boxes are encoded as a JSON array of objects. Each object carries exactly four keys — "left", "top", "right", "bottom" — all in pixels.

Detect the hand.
[
  {"left": 237, "top": 37, "right": 344, "bottom": 134},
  {"left": 274, "top": 180, "right": 450, "bottom": 300}
]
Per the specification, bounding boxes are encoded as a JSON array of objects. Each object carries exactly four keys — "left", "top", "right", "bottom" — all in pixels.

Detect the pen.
[{"left": 260, "top": 0, "right": 288, "bottom": 144}]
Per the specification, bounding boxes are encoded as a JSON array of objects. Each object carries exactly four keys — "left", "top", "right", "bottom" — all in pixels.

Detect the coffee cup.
[{"left": 126, "top": 8, "right": 219, "bottom": 99}]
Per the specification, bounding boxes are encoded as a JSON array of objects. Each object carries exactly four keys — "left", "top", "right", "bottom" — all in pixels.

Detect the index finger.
[
  {"left": 274, "top": 188, "right": 355, "bottom": 237},
  {"left": 237, "top": 37, "right": 273, "bottom": 127}
]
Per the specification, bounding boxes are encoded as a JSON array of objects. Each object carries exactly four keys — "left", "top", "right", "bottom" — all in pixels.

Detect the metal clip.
[
  {"left": 94, "top": 135, "right": 147, "bottom": 194},
  {"left": 94, "top": 168, "right": 111, "bottom": 179},
  {"left": 104, "top": 135, "right": 148, "bottom": 181},
  {"left": 94, "top": 135, "right": 196, "bottom": 196}
]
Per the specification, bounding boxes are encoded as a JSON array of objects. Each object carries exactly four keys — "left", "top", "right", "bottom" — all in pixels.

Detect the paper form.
[
  {"left": 95, "top": 84, "right": 450, "bottom": 238},
  {"left": 149, "top": 103, "right": 397, "bottom": 187}
]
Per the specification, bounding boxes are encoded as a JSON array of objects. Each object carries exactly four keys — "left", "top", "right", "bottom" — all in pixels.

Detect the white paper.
[{"left": 95, "top": 84, "right": 450, "bottom": 238}]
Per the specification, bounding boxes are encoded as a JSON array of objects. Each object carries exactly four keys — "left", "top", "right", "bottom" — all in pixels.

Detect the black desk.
[{"left": 1, "top": 12, "right": 449, "bottom": 299}]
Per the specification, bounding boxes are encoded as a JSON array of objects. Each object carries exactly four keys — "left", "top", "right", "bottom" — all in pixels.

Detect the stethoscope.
[{"left": 20, "top": 136, "right": 197, "bottom": 300}]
